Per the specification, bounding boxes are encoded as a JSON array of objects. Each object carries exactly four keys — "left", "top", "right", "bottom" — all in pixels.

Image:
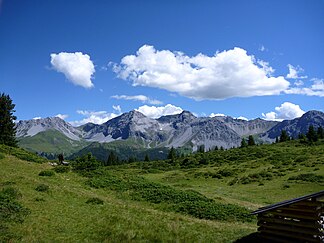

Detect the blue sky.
[{"left": 1, "top": 0, "right": 323, "bottom": 125}]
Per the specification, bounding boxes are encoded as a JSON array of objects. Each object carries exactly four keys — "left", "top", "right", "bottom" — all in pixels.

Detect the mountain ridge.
[{"left": 15, "top": 110, "right": 324, "bottom": 159}]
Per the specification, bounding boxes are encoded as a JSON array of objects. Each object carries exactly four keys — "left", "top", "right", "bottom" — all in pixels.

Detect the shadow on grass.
[{"left": 233, "top": 232, "right": 260, "bottom": 243}]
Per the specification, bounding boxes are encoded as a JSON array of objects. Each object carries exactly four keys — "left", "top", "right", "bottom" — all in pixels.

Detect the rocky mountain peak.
[{"left": 15, "top": 116, "right": 81, "bottom": 140}]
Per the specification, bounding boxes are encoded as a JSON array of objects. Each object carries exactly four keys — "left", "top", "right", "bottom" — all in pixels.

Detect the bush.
[
  {"left": 0, "top": 144, "right": 45, "bottom": 163},
  {"left": 0, "top": 187, "right": 30, "bottom": 223},
  {"left": 288, "top": 173, "right": 324, "bottom": 183},
  {"left": 0, "top": 187, "right": 30, "bottom": 242},
  {"left": 86, "top": 197, "right": 104, "bottom": 205},
  {"left": 71, "top": 153, "right": 101, "bottom": 172},
  {"left": 174, "top": 201, "right": 254, "bottom": 222},
  {"left": 0, "top": 153, "right": 4, "bottom": 160},
  {"left": 38, "top": 170, "right": 55, "bottom": 177},
  {"left": 87, "top": 170, "right": 253, "bottom": 222},
  {"left": 231, "top": 170, "right": 274, "bottom": 185},
  {"left": 53, "top": 166, "right": 70, "bottom": 173},
  {"left": 35, "top": 184, "right": 49, "bottom": 192}
]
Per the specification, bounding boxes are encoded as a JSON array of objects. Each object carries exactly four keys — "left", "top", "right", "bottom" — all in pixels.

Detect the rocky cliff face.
[{"left": 15, "top": 117, "right": 82, "bottom": 140}]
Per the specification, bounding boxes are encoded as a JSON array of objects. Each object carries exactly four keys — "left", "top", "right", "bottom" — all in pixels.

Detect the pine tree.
[
  {"left": 247, "top": 135, "right": 255, "bottom": 146},
  {"left": 167, "top": 147, "right": 177, "bottom": 161},
  {"left": 240, "top": 138, "right": 248, "bottom": 148},
  {"left": 275, "top": 137, "right": 279, "bottom": 143},
  {"left": 198, "top": 145, "right": 205, "bottom": 153},
  {"left": 128, "top": 156, "right": 136, "bottom": 163},
  {"left": 107, "top": 151, "right": 117, "bottom": 165},
  {"left": 317, "top": 126, "right": 324, "bottom": 139},
  {"left": 144, "top": 154, "right": 150, "bottom": 162},
  {"left": 214, "top": 146, "right": 219, "bottom": 151},
  {"left": 0, "top": 93, "right": 17, "bottom": 147},
  {"left": 306, "top": 125, "right": 318, "bottom": 142},
  {"left": 279, "top": 130, "right": 290, "bottom": 142}
]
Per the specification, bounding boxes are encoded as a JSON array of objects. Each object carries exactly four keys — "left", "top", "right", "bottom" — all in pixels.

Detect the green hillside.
[
  {"left": 1, "top": 140, "right": 323, "bottom": 242},
  {"left": 18, "top": 130, "right": 89, "bottom": 159},
  {"left": 68, "top": 139, "right": 172, "bottom": 162}
]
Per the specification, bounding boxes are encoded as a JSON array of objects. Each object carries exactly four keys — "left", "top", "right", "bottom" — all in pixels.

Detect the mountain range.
[{"left": 15, "top": 110, "right": 324, "bottom": 161}]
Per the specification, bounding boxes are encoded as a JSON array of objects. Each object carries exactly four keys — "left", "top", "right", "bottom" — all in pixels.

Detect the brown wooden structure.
[{"left": 252, "top": 190, "right": 324, "bottom": 242}]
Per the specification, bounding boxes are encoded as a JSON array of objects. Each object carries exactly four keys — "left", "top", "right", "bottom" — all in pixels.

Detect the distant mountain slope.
[
  {"left": 18, "top": 109, "right": 324, "bottom": 159},
  {"left": 16, "top": 117, "right": 82, "bottom": 140},
  {"left": 262, "top": 110, "right": 324, "bottom": 140},
  {"left": 18, "top": 130, "right": 89, "bottom": 159}
]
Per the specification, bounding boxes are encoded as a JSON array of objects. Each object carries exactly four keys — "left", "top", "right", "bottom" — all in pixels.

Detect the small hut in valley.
[{"left": 252, "top": 190, "right": 324, "bottom": 242}]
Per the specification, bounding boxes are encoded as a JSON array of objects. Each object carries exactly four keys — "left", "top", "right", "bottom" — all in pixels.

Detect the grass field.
[{"left": 1, "top": 140, "right": 323, "bottom": 242}]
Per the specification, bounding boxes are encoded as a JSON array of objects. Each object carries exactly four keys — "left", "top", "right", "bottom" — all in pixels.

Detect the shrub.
[
  {"left": 0, "top": 144, "right": 45, "bottom": 163},
  {"left": 35, "top": 197, "right": 45, "bottom": 202},
  {"left": 53, "top": 166, "right": 70, "bottom": 173},
  {"left": 288, "top": 173, "right": 324, "bottom": 183},
  {"left": 174, "top": 201, "right": 254, "bottom": 222},
  {"left": 0, "top": 187, "right": 30, "bottom": 242},
  {"left": 0, "top": 187, "right": 22, "bottom": 200},
  {"left": 0, "top": 187, "right": 30, "bottom": 223},
  {"left": 87, "top": 170, "right": 253, "bottom": 222},
  {"left": 86, "top": 197, "right": 104, "bottom": 205},
  {"left": 35, "top": 184, "right": 49, "bottom": 192},
  {"left": 0, "top": 153, "right": 4, "bottom": 160},
  {"left": 38, "top": 170, "right": 55, "bottom": 177},
  {"left": 71, "top": 153, "right": 101, "bottom": 172}
]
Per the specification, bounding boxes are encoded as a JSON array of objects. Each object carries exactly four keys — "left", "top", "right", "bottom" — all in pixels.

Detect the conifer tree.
[
  {"left": 240, "top": 138, "right": 248, "bottom": 148},
  {"left": 167, "top": 147, "right": 177, "bottom": 161},
  {"left": 107, "top": 151, "right": 117, "bottom": 165},
  {"left": 247, "top": 135, "right": 255, "bottom": 146},
  {"left": 306, "top": 125, "right": 318, "bottom": 142},
  {"left": 0, "top": 93, "right": 17, "bottom": 147},
  {"left": 144, "top": 154, "right": 150, "bottom": 162},
  {"left": 275, "top": 137, "right": 279, "bottom": 143},
  {"left": 198, "top": 145, "right": 205, "bottom": 153},
  {"left": 279, "top": 130, "right": 290, "bottom": 142},
  {"left": 317, "top": 126, "right": 324, "bottom": 139}
]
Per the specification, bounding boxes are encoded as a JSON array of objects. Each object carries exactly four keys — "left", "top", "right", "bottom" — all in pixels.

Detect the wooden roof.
[{"left": 252, "top": 190, "right": 324, "bottom": 215}]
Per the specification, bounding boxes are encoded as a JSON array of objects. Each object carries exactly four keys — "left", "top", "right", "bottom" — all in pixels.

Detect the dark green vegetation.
[
  {"left": 0, "top": 93, "right": 17, "bottom": 147},
  {"left": 0, "top": 139, "right": 323, "bottom": 242},
  {"left": 0, "top": 186, "right": 30, "bottom": 241},
  {"left": 68, "top": 139, "right": 171, "bottom": 162},
  {"left": 19, "top": 133, "right": 172, "bottom": 162},
  {"left": 0, "top": 144, "right": 46, "bottom": 163}
]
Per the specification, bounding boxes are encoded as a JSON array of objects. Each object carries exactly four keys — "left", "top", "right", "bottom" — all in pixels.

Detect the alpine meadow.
[{"left": 1, "top": 1, "right": 324, "bottom": 242}]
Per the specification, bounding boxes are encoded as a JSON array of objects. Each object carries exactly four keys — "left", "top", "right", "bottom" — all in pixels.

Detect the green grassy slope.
[
  {"left": 121, "top": 140, "right": 324, "bottom": 209},
  {"left": 18, "top": 130, "right": 89, "bottom": 158},
  {"left": 0, "top": 149, "right": 254, "bottom": 242},
  {"left": 1, "top": 140, "right": 323, "bottom": 242}
]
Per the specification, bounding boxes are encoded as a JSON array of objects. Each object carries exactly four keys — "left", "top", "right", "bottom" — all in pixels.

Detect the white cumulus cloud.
[
  {"left": 112, "top": 105, "right": 122, "bottom": 113},
  {"left": 136, "top": 104, "right": 183, "bottom": 118},
  {"left": 50, "top": 52, "right": 95, "bottom": 88},
  {"left": 70, "top": 108, "right": 121, "bottom": 126},
  {"left": 209, "top": 113, "right": 226, "bottom": 117},
  {"left": 55, "top": 114, "right": 68, "bottom": 120},
  {"left": 236, "top": 116, "right": 249, "bottom": 121},
  {"left": 286, "top": 64, "right": 307, "bottom": 79},
  {"left": 113, "top": 45, "right": 289, "bottom": 100},
  {"left": 262, "top": 102, "right": 305, "bottom": 121},
  {"left": 111, "top": 94, "right": 162, "bottom": 105},
  {"left": 285, "top": 78, "right": 324, "bottom": 97}
]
